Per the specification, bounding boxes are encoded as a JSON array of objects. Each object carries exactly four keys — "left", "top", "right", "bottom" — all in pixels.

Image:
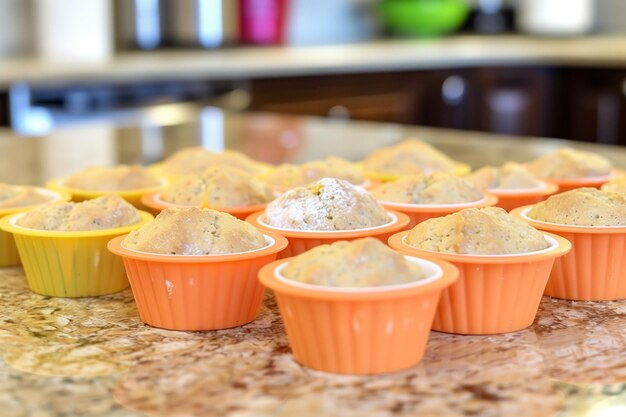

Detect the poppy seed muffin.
[
  {"left": 160, "top": 166, "right": 274, "bottom": 207},
  {"left": 17, "top": 195, "right": 140, "bottom": 231},
  {"left": 263, "top": 156, "right": 364, "bottom": 188},
  {"left": 282, "top": 238, "right": 425, "bottom": 287},
  {"left": 0, "top": 183, "right": 53, "bottom": 208},
  {"left": 263, "top": 178, "right": 390, "bottom": 231},
  {"left": 406, "top": 207, "right": 549, "bottom": 255},
  {"left": 123, "top": 207, "right": 267, "bottom": 255},
  {"left": 371, "top": 172, "right": 483, "bottom": 204},
  {"left": 64, "top": 165, "right": 161, "bottom": 190},
  {"left": 363, "top": 138, "right": 457, "bottom": 175},
  {"left": 527, "top": 188, "right": 626, "bottom": 226},
  {"left": 466, "top": 162, "right": 540, "bottom": 190},
  {"left": 526, "top": 148, "right": 613, "bottom": 179}
]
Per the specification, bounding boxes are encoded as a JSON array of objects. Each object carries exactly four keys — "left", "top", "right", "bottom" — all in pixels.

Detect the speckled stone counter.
[
  {"left": 0, "top": 266, "right": 625, "bottom": 417},
  {"left": 1, "top": 110, "right": 626, "bottom": 416}
]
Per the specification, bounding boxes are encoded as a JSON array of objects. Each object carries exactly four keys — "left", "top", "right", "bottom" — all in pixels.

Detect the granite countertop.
[
  {"left": 3, "top": 35, "right": 626, "bottom": 87},
  {"left": 1, "top": 110, "right": 626, "bottom": 416}
]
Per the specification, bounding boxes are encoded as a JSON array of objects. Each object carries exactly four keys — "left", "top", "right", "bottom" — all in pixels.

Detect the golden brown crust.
[{"left": 371, "top": 172, "right": 483, "bottom": 204}]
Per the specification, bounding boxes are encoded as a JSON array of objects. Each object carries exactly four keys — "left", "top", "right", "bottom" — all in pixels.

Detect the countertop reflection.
[{"left": 1, "top": 109, "right": 626, "bottom": 417}]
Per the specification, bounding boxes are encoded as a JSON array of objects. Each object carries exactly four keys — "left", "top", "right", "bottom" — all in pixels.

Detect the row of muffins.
[{"left": 0, "top": 140, "right": 625, "bottom": 376}]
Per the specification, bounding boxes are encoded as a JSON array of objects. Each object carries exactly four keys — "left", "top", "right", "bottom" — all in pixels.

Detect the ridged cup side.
[
  {"left": 274, "top": 291, "right": 442, "bottom": 375},
  {"left": 14, "top": 234, "right": 128, "bottom": 297},
  {"left": 546, "top": 232, "right": 626, "bottom": 301},
  {"left": 122, "top": 256, "right": 273, "bottom": 331},
  {"left": 0, "top": 229, "right": 20, "bottom": 266},
  {"left": 432, "top": 259, "right": 555, "bottom": 335}
]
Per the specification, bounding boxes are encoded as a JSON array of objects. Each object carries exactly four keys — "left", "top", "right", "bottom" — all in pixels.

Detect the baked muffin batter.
[
  {"left": 160, "top": 166, "right": 274, "bottom": 207},
  {"left": 407, "top": 207, "right": 549, "bottom": 255},
  {"left": 159, "top": 148, "right": 268, "bottom": 176},
  {"left": 602, "top": 176, "right": 626, "bottom": 194},
  {"left": 363, "top": 138, "right": 457, "bottom": 175},
  {"left": 64, "top": 165, "right": 161, "bottom": 190},
  {"left": 123, "top": 207, "right": 267, "bottom": 255},
  {"left": 17, "top": 195, "right": 140, "bottom": 231},
  {"left": 371, "top": 172, "right": 483, "bottom": 204},
  {"left": 526, "top": 148, "right": 613, "bottom": 179},
  {"left": 282, "top": 238, "right": 425, "bottom": 287},
  {"left": 263, "top": 156, "right": 364, "bottom": 188},
  {"left": 528, "top": 188, "right": 626, "bottom": 226},
  {"left": 264, "top": 178, "right": 390, "bottom": 231},
  {"left": 466, "top": 162, "right": 540, "bottom": 190},
  {"left": 0, "top": 183, "right": 53, "bottom": 208}
]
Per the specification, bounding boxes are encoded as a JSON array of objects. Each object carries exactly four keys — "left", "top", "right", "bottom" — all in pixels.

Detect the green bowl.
[{"left": 379, "top": 0, "right": 470, "bottom": 37}]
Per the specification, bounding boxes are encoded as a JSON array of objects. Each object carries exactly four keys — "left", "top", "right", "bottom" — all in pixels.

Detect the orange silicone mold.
[
  {"left": 259, "top": 255, "right": 458, "bottom": 375},
  {"left": 0, "top": 188, "right": 71, "bottom": 267},
  {"left": 140, "top": 192, "right": 269, "bottom": 220},
  {"left": 388, "top": 231, "right": 571, "bottom": 335},
  {"left": 246, "top": 210, "right": 410, "bottom": 258},
  {"left": 108, "top": 232, "right": 288, "bottom": 331},
  {"left": 543, "top": 172, "right": 614, "bottom": 193},
  {"left": 486, "top": 181, "right": 559, "bottom": 212},
  {"left": 512, "top": 205, "right": 626, "bottom": 301},
  {"left": 379, "top": 194, "right": 498, "bottom": 229}
]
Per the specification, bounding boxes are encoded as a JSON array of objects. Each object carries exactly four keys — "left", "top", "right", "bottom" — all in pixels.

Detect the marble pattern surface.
[{"left": 0, "top": 267, "right": 625, "bottom": 417}]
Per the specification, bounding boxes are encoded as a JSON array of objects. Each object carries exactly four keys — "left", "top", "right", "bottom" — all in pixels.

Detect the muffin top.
[
  {"left": 527, "top": 188, "right": 626, "bottom": 226},
  {"left": 406, "top": 207, "right": 549, "bottom": 255},
  {"left": 262, "top": 156, "right": 364, "bottom": 188},
  {"left": 160, "top": 166, "right": 274, "bottom": 207},
  {"left": 371, "top": 172, "right": 483, "bottom": 204},
  {"left": 466, "top": 162, "right": 540, "bottom": 190},
  {"left": 602, "top": 176, "right": 626, "bottom": 194},
  {"left": 63, "top": 165, "right": 161, "bottom": 191},
  {"left": 526, "top": 148, "right": 613, "bottom": 179},
  {"left": 0, "top": 183, "right": 54, "bottom": 209},
  {"left": 17, "top": 195, "right": 140, "bottom": 231},
  {"left": 363, "top": 138, "right": 457, "bottom": 175},
  {"left": 123, "top": 207, "right": 267, "bottom": 255},
  {"left": 264, "top": 178, "right": 390, "bottom": 231},
  {"left": 159, "top": 148, "right": 267, "bottom": 176},
  {"left": 282, "top": 238, "right": 425, "bottom": 287}
]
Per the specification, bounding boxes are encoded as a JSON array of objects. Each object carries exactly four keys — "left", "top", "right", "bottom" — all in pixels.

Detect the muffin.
[
  {"left": 362, "top": 138, "right": 463, "bottom": 178},
  {"left": 259, "top": 237, "right": 458, "bottom": 374},
  {"left": 371, "top": 173, "right": 497, "bottom": 229},
  {"left": 262, "top": 156, "right": 365, "bottom": 189},
  {"left": 389, "top": 207, "right": 570, "bottom": 334},
  {"left": 283, "top": 237, "right": 425, "bottom": 287},
  {"left": 0, "top": 184, "right": 70, "bottom": 267},
  {"left": 0, "top": 183, "right": 55, "bottom": 208},
  {"left": 602, "top": 176, "right": 626, "bottom": 194},
  {"left": 512, "top": 189, "right": 626, "bottom": 301},
  {"left": 156, "top": 148, "right": 268, "bottom": 177},
  {"left": 124, "top": 207, "right": 267, "bottom": 255},
  {"left": 159, "top": 166, "right": 274, "bottom": 207},
  {"left": 406, "top": 207, "right": 549, "bottom": 255},
  {"left": 526, "top": 148, "right": 613, "bottom": 179},
  {"left": 464, "top": 162, "right": 558, "bottom": 212},
  {"left": 372, "top": 173, "right": 483, "bottom": 205},
  {"left": 264, "top": 178, "right": 390, "bottom": 231},
  {"left": 466, "top": 162, "right": 540, "bottom": 190},
  {"left": 109, "top": 207, "right": 287, "bottom": 330},
  {"left": 17, "top": 195, "right": 141, "bottom": 231},
  {"left": 63, "top": 165, "right": 161, "bottom": 191},
  {"left": 0, "top": 195, "right": 152, "bottom": 297}
]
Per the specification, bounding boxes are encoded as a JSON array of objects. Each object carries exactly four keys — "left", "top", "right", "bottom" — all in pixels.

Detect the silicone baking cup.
[
  {"left": 379, "top": 194, "right": 498, "bottom": 229},
  {"left": 512, "top": 205, "right": 626, "bottom": 301},
  {"left": 46, "top": 177, "right": 167, "bottom": 211},
  {"left": 246, "top": 210, "right": 410, "bottom": 258},
  {"left": 486, "top": 180, "right": 558, "bottom": 212},
  {"left": 140, "top": 191, "right": 269, "bottom": 220},
  {"left": 0, "top": 188, "right": 70, "bottom": 267},
  {"left": 388, "top": 231, "right": 571, "bottom": 334},
  {"left": 0, "top": 211, "right": 153, "bottom": 297},
  {"left": 541, "top": 172, "right": 614, "bottom": 193},
  {"left": 108, "top": 232, "right": 288, "bottom": 331},
  {"left": 259, "top": 255, "right": 458, "bottom": 375}
]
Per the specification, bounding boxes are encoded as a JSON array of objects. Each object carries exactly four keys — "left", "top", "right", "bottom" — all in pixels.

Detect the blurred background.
[{"left": 2, "top": 0, "right": 626, "bottom": 145}]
